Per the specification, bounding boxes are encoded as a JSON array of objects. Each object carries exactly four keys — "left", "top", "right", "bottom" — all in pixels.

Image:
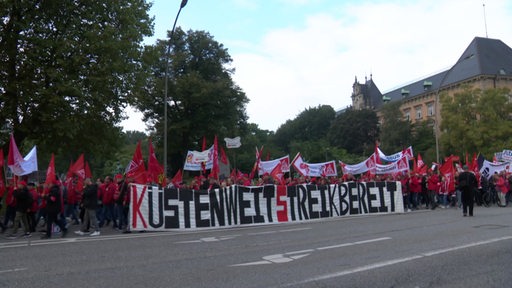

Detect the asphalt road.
[{"left": 1, "top": 206, "right": 512, "bottom": 288}]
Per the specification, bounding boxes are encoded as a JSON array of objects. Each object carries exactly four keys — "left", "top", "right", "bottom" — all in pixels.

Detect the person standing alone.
[
  {"left": 75, "top": 178, "right": 100, "bottom": 236},
  {"left": 458, "top": 165, "right": 478, "bottom": 217}
]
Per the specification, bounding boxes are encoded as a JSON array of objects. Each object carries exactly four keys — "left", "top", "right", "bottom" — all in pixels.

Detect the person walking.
[
  {"left": 41, "top": 181, "right": 68, "bottom": 239},
  {"left": 6, "top": 181, "right": 33, "bottom": 239},
  {"left": 75, "top": 178, "right": 100, "bottom": 236},
  {"left": 458, "top": 165, "right": 478, "bottom": 217}
]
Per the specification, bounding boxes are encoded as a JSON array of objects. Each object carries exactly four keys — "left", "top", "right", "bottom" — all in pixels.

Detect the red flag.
[
  {"left": 147, "top": 138, "right": 166, "bottom": 186},
  {"left": 7, "top": 134, "right": 23, "bottom": 167},
  {"left": 470, "top": 153, "right": 478, "bottom": 173},
  {"left": 70, "top": 154, "right": 85, "bottom": 179},
  {"left": 126, "top": 141, "right": 147, "bottom": 184},
  {"left": 171, "top": 169, "right": 182, "bottom": 187},
  {"left": 270, "top": 161, "right": 286, "bottom": 185},
  {"left": 220, "top": 146, "right": 228, "bottom": 165},
  {"left": 249, "top": 146, "right": 264, "bottom": 180},
  {"left": 374, "top": 143, "right": 382, "bottom": 165},
  {"left": 0, "top": 149, "right": 5, "bottom": 197},
  {"left": 415, "top": 153, "right": 427, "bottom": 174},
  {"left": 202, "top": 136, "right": 207, "bottom": 151},
  {"left": 210, "top": 135, "right": 220, "bottom": 179},
  {"left": 44, "top": 154, "right": 56, "bottom": 185},
  {"left": 70, "top": 154, "right": 85, "bottom": 191},
  {"left": 439, "top": 156, "right": 456, "bottom": 192}
]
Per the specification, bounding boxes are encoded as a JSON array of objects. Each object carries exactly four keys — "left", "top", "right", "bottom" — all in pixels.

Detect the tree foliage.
[
  {"left": 440, "top": 87, "right": 512, "bottom": 158},
  {"left": 378, "top": 101, "right": 412, "bottom": 153},
  {"left": 273, "top": 105, "right": 335, "bottom": 153},
  {"left": 135, "top": 28, "right": 249, "bottom": 174},
  {"left": 328, "top": 109, "right": 379, "bottom": 155},
  {"left": 0, "top": 0, "right": 153, "bottom": 172}
]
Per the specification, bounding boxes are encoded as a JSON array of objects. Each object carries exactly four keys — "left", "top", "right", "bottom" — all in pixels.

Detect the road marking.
[
  {"left": 0, "top": 268, "right": 27, "bottom": 274},
  {"left": 288, "top": 235, "right": 512, "bottom": 286},
  {"left": 249, "top": 227, "right": 311, "bottom": 236},
  {"left": 231, "top": 237, "right": 391, "bottom": 267}
]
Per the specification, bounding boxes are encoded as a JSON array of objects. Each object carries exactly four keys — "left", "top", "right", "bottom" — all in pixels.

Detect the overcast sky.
[{"left": 121, "top": 0, "right": 512, "bottom": 132}]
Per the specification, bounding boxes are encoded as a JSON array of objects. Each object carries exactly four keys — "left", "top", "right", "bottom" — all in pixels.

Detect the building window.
[
  {"left": 416, "top": 106, "right": 422, "bottom": 120},
  {"left": 404, "top": 109, "right": 411, "bottom": 121},
  {"left": 427, "top": 103, "right": 435, "bottom": 116}
]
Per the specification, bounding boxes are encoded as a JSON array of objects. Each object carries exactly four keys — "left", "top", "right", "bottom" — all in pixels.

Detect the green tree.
[
  {"left": 328, "top": 109, "right": 379, "bottom": 155},
  {"left": 440, "top": 87, "right": 512, "bottom": 158},
  {"left": 0, "top": 0, "right": 153, "bottom": 171},
  {"left": 273, "top": 105, "right": 335, "bottom": 153},
  {"left": 135, "top": 28, "right": 249, "bottom": 175},
  {"left": 378, "top": 101, "right": 412, "bottom": 153}
]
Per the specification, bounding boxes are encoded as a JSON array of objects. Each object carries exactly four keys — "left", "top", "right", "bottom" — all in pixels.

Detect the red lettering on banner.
[
  {"left": 276, "top": 185, "right": 288, "bottom": 222},
  {"left": 132, "top": 185, "right": 148, "bottom": 229}
]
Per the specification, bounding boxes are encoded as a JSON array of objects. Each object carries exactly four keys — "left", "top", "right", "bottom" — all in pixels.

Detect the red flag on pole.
[
  {"left": 374, "top": 142, "right": 382, "bottom": 165},
  {"left": 270, "top": 161, "right": 286, "bottom": 185},
  {"left": 44, "top": 154, "right": 56, "bottom": 185},
  {"left": 220, "top": 146, "right": 228, "bottom": 165},
  {"left": 126, "top": 141, "right": 147, "bottom": 184},
  {"left": 0, "top": 149, "right": 5, "bottom": 197},
  {"left": 148, "top": 138, "right": 166, "bottom": 186},
  {"left": 202, "top": 136, "right": 207, "bottom": 151},
  {"left": 210, "top": 135, "right": 220, "bottom": 179},
  {"left": 439, "top": 155, "right": 456, "bottom": 192},
  {"left": 249, "top": 146, "right": 264, "bottom": 180},
  {"left": 171, "top": 169, "right": 182, "bottom": 187},
  {"left": 70, "top": 154, "right": 85, "bottom": 191}
]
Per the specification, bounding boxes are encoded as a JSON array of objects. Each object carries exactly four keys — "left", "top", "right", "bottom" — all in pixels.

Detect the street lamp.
[{"left": 164, "top": 0, "right": 188, "bottom": 176}]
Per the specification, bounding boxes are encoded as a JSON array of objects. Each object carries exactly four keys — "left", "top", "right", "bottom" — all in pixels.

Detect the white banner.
[
  {"left": 183, "top": 145, "right": 214, "bottom": 171},
  {"left": 224, "top": 136, "right": 241, "bottom": 149},
  {"left": 340, "top": 154, "right": 376, "bottom": 175},
  {"left": 378, "top": 146, "right": 413, "bottom": 162},
  {"left": 259, "top": 155, "right": 290, "bottom": 175},
  {"left": 500, "top": 149, "right": 512, "bottom": 161},
  {"left": 129, "top": 182, "right": 404, "bottom": 230},
  {"left": 479, "top": 160, "right": 511, "bottom": 179},
  {"left": 376, "top": 156, "right": 410, "bottom": 174},
  {"left": 292, "top": 153, "right": 337, "bottom": 177},
  {"left": 8, "top": 146, "right": 38, "bottom": 176}
]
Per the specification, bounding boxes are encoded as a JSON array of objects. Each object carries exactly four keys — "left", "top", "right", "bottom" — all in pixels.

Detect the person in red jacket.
[
  {"left": 64, "top": 178, "right": 80, "bottom": 225},
  {"left": 1, "top": 181, "right": 16, "bottom": 233},
  {"left": 99, "top": 176, "right": 117, "bottom": 228},
  {"left": 427, "top": 170, "right": 440, "bottom": 210},
  {"left": 408, "top": 172, "right": 422, "bottom": 210}
]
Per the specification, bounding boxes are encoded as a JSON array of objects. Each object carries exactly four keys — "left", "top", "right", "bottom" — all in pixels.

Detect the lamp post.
[{"left": 164, "top": 0, "right": 188, "bottom": 176}]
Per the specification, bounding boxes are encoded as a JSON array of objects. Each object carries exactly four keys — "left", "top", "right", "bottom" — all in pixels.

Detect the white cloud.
[{"left": 232, "top": 0, "right": 512, "bottom": 131}]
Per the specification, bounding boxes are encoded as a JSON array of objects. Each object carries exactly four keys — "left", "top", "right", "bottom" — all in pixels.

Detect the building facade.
[{"left": 350, "top": 37, "right": 512, "bottom": 127}]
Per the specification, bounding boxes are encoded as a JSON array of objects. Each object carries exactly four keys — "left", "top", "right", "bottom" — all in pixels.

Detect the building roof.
[{"left": 381, "top": 37, "right": 512, "bottom": 106}]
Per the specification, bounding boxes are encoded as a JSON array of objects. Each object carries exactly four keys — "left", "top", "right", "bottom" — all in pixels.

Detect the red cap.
[
  {"left": 18, "top": 181, "right": 27, "bottom": 187},
  {"left": 115, "top": 174, "right": 123, "bottom": 180}
]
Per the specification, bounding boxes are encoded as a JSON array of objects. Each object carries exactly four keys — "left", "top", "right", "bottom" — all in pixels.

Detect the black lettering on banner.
[
  {"left": 366, "top": 182, "right": 378, "bottom": 213},
  {"left": 319, "top": 185, "right": 330, "bottom": 218},
  {"left": 287, "top": 186, "right": 297, "bottom": 221},
  {"left": 238, "top": 189, "right": 253, "bottom": 225},
  {"left": 195, "top": 190, "right": 210, "bottom": 228},
  {"left": 223, "top": 186, "right": 238, "bottom": 225},
  {"left": 180, "top": 189, "right": 193, "bottom": 228},
  {"left": 347, "top": 182, "right": 359, "bottom": 214},
  {"left": 357, "top": 182, "right": 369, "bottom": 214},
  {"left": 337, "top": 183, "right": 349, "bottom": 216},
  {"left": 263, "top": 185, "right": 275, "bottom": 222},
  {"left": 210, "top": 187, "right": 225, "bottom": 227},
  {"left": 375, "top": 182, "right": 388, "bottom": 213},
  {"left": 297, "top": 185, "right": 309, "bottom": 220},
  {"left": 306, "top": 185, "right": 320, "bottom": 219},
  {"left": 164, "top": 188, "right": 180, "bottom": 229},
  {"left": 386, "top": 182, "right": 397, "bottom": 212},
  {"left": 249, "top": 186, "right": 265, "bottom": 223},
  {"left": 148, "top": 188, "right": 164, "bottom": 228},
  {"left": 328, "top": 185, "right": 339, "bottom": 216}
]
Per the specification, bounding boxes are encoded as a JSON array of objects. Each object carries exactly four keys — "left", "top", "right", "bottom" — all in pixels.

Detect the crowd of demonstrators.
[{"left": 1, "top": 172, "right": 135, "bottom": 240}]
